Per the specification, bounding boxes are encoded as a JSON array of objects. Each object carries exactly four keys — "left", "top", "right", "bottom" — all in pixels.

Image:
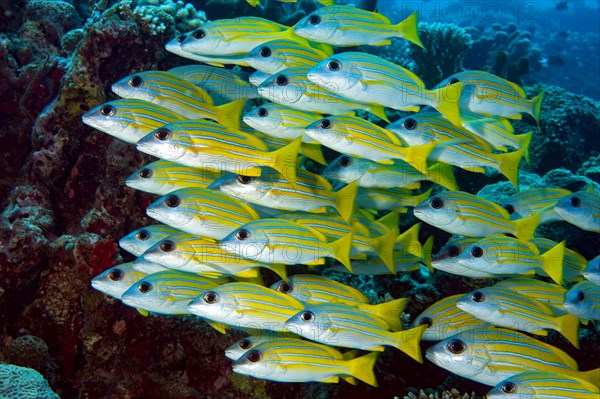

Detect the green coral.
[
  {"left": 0, "top": 364, "right": 59, "bottom": 399},
  {"left": 405, "top": 22, "right": 473, "bottom": 87}
]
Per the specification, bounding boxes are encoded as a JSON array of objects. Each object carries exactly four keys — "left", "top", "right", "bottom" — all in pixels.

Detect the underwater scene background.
[{"left": 0, "top": 0, "right": 599, "bottom": 398}]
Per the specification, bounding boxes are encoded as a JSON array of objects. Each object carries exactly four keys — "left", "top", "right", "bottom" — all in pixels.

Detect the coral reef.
[{"left": 0, "top": 364, "right": 59, "bottom": 399}]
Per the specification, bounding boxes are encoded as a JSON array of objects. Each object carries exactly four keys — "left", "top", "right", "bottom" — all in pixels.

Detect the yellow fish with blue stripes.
[
  {"left": 243, "top": 103, "right": 323, "bottom": 143},
  {"left": 245, "top": 39, "right": 333, "bottom": 74},
  {"left": 356, "top": 187, "right": 432, "bottom": 212},
  {"left": 456, "top": 286, "right": 580, "bottom": 347},
  {"left": 165, "top": 33, "right": 250, "bottom": 67},
  {"left": 187, "top": 282, "right": 305, "bottom": 332},
  {"left": 426, "top": 326, "right": 598, "bottom": 386},
  {"left": 531, "top": 237, "right": 586, "bottom": 281},
  {"left": 91, "top": 263, "right": 146, "bottom": 300},
  {"left": 220, "top": 218, "right": 353, "bottom": 271},
  {"left": 119, "top": 224, "right": 181, "bottom": 257},
  {"left": 82, "top": 99, "right": 184, "bottom": 144},
  {"left": 503, "top": 187, "right": 572, "bottom": 224},
  {"left": 554, "top": 187, "right": 600, "bottom": 232},
  {"left": 111, "top": 70, "right": 245, "bottom": 131},
  {"left": 564, "top": 280, "right": 600, "bottom": 321},
  {"left": 413, "top": 191, "right": 540, "bottom": 239},
  {"left": 136, "top": 120, "right": 301, "bottom": 180},
  {"left": 487, "top": 372, "right": 600, "bottom": 399},
  {"left": 233, "top": 337, "right": 379, "bottom": 386},
  {"left": 270, "top": 274, "right": 407, "bottom": 331},
  {"left": 285, "top": 303, "right": 426, "bottom": 362},
  {"left": 411, "top": 294, "right": 490, "bottom": 341},
  {"left": 125, "top": 160, "right": 221, "bottom": 196},
  {"left": 493, "top": 277, "right": 567, "bottom": 316},
  {"left": 436, "top": 70, "right": 544, "bottom": 124},
  {"left": 307, "top": 52, "right": 463, "bottom": 126},
  {"left": 145, "top": 187, "right": 261, "bottom": 240},
  {"left": 208, "top": 170, "right": 357, "bottom": 221},
  {"left": 294, "top": 6, "right": 422, "bottom": 48}
]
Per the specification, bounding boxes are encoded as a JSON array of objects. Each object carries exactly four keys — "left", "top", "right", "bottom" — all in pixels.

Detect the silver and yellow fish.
[
  {"left": 307, "top": 52, "right": 463, "bottom": 126},
  {"left": 245, "top": 39, "right": 333, "bottom": 74},
  {"left": 233, "top": 337, "right": 379, "bottom": 386},
  {"left": 502, "top": 188, "right": 571, "bottom": 223},
  {"left": 125, "top": 160, "right": 221, "bottom": 196},
  {"left": 165, "top": 33, "right": 250, "bottom": 67},
  {"left": 564, "top": 280, "right": 600, "bottom": 321},
  {"left": 119, "top": 224, "right": 182, "bottom": 257},
  {"left": 294, "top": 6, "right": 423, "bottom": 48},
  {"left": 91, "top": 263, "right": 146, "bottom": 300},
  {"left": 243, "top": 103, "right": 323, "bottom": 142},
  {"left": 82, "top": 99, "right": 185, "bottom": 144},
  {"left": 487, "top": 372, "right": 600, "bottom": 399},
  {"left": 413, "top": 191, "right": 540, "bottom": 239},
  {"left": 145, "top": 187, "right": 260, "bottom": 240},
  {"left": 554, "top": 187, "right": 600, "bottom": 232},
  {"left": 456, "top": 286, "right": 579, "bottom": 347},
  {"left": 436, "top": 70, "right": 544, "bottom": 123},
  {"left": 111, "top": 70, "right": 245, "bottom": 131}
]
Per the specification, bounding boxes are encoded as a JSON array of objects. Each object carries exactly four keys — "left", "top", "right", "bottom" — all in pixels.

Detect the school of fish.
[{"left": 85, "top": 3, "right": 600, "bottom": 395}]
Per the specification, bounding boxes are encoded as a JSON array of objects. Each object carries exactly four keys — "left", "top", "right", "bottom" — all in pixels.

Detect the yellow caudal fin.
[
  {"left": 215, "top": 98, "right": 246, "bottom": 131},
  {"left": 428, "top": 82, "right": 463, "bottom": 126},
  {"left": 426, "top": 162, "right": 459, "bottom": 191},
  {"left": 497, "top": 147, "right": 525, "bottom": 190},
  {"left": 369, "top": 104, "right": 389, "bottom": 122},
  {"left": 576, "top": 368, "right": 600, "bottom": 388},
  {"left": 331, "top": 232, "right": 354, "bottom": 272},
  {"left": 348, "top": 351, "right": 379, "bottom": 387},
  {"left": 528, "top": 89, "right": 544, "bottom": 125},
  {"left": 403, "top": 141, "right": 437, "bottom": 174},
  {"left": 412, "top": 187, "right": 433, "bottom": 207},
  {"left": 340, "top": 376, "right": 357, "bottom": 385},
  {"left": 373, "top": 227, "right": 399, "bottom": 273},
  {"left": 317, "top": 0, "right": 336, "bottom": 6},
  {"left": 539, "top": 240, "right": 565, "bottom": 285},
  {"left": 300, "top": 143, "right": 327, "bottom": 165},
  {"left": 335, "top": 181, "right": 359, "bottom": 222},
  {"left": 269, "top": 137, "right": 302, "bottom": 183},
  {"left": 310, "top": 42, "right": 334, "bottom": 57},
  {"left": 556, "top": 312, "right": 580, "bottom": 348},
  {"left": 136, "top": 308, "right": 149, "bottom": 317},
  {"left": 376, "top": 211, "right": 400, "bottom": 232},
  {"left": 396, "top": 223, "right": 422, "bottom": 256},
  {"left": 421, "top": 235, "right": 434, "bottom": 271},
  {"left": 206, "top": 320, "right": 229, "bottom": 334},
  {"left": 393, "top": 324, "right": 426, "bottom": 363},
  {"left": 233, "top": 272, "right": 264, "bottom": 286},
  {"left": 269, "top": 263, "right": 289, "bottom": 282},
  {"left": 363, "top": 297, "right": 408, "bottom": 331},
  {"left": 245, "top": 0, "right": 260, "bottom": 6},
  {"left": 395, "top": 11, "right": 424, "bottom": 49},
  {"left": 517, "top": 131, "right": 534, "bottom": 164},
  {"left": 514, "top": 212, "right": 540, "bottom": 240}
]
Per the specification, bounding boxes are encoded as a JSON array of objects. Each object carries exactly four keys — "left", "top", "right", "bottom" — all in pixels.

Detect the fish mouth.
[{"left": 136, "top": 141, "right": 159, "bottom": 156}]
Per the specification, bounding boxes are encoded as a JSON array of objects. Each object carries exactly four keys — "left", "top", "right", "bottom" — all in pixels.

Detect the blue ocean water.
[{"left": 374, "top": 0, "right": 600, "bottom": 99}]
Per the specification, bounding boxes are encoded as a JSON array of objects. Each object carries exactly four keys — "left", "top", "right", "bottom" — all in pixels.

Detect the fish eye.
[
  {"left": 237, "top": 176, "right": 253, "bottom": 185},
  {"left": 236, "top": 229, "right": 250, "bottom": 241},
  {"left": 430, "top": 197, "right": 444, "bottom": 209},
  {"left": 257, "top": 107, "right": 268, "bottom": 117},
  {"left": 338, "top": 156, "right": 351, "bottom": 167},
  {"left": 576, "top": 291, "right": 585, "bottom": 302},
  {"left": 327, "top": 60, "right": 341, "bottom": 71},
  {"left": 177, "top": 35, "right": 186, "bottom": 43},
  {"left": 308, "top": 14, "right": 321, "bottom": 25},
  {"left": 193, "top": 29, "right": 205, "bottom": 39},
  {"left": 319, "top": 119, "right": 332, "bottom": 129},
  {"left": 136, "top": 229, "right": 150, "bottom": 240},
  {"left": 419, "top": 317, "right": 433, "bottom": 328},
  {"left": 165, "top": 195, "right": 180, "bottom": 208},
  {"left": 275, "top": 75, "right": 288, "bottom": 86},
  {"left": 447, "top": 339, "right": 465, "bottom": 354},
  {"left": 154, "top": 128, "right": 171, "bottom": 141},
  {"left": 239, "top": 339, "right": 252, "bottom": 350},
  {"left": 203, "top": 291, "right": 218, "bottom": 304},
  {"left": 277, "top": 282, "right": 293, "bottom": 294},
  {"left": 402, "top": 118, "right": 417, "bottom": 130},
  {"left": 471, "top": 246, "right": 484, "bottom": 258},
  {"left": 472, "top": 291, "right": 485, "bottom": 302},
  {"left": 570, "top": 196, "right": 581, "bottom": 207},
  {"left": 501, "top": 382, "right": 517, "bottom": 394},
  {"left": 138, "top": 282, "right": 152, "bottom": 294},
  {"left": 108, "top": 269, "right": 124, "bottom": 281},
  {"left": 129, "top": 76, "right": 143, "bottom": 88},
  {"left": 448, "top": 77, "right": 460, "bottom": 85},
  {"left": 300, "top": 311, "right": 314, "bottom": 322},
  {"left": 139, "top": 168, "right": 152, "bottom": 179},
  {"left": 160, "top": 240, "right": 175, "bottom": 252},
  {"left": 247, "top": 350, "right": 261, "bottom": 362},
  {"left": 445, "top": 245, "right": 460, "bottom": 257},
  {"left": 259, "top": 46, "right": 272, "bottom": 57},
  {"left": 100, "top": 105, "right": 116, "bottom": 116},
  {"left": 504, "top": 204, "right": 515, "bottom": 214}
]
